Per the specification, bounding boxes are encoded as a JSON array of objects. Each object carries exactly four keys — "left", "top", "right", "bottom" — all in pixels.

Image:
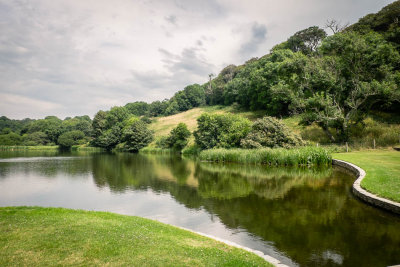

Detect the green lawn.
[
  {"left": 0, "top": 207, "right": 271, "bottom": 267},
  {"left": 333, "top": 149, "right": 400, "bottom": 202}
]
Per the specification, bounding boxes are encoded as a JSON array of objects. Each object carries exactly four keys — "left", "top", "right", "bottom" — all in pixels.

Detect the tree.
[
  {"left": 165, "top": 123, "right": 191, "bottom": 151},
  {"left": 194, "top": 113, "right": 252, "bottom": 149},
  {"left": 124, "top": 101, "right": 149, "bottom": 116},
  {"left": 325, "top": 19, "right": 349, "bottom": 34},
  {"left": 105, "top": 106, "right": 130, "bottom": 128},
  {"left": 122, "top": 120, "right": 153, "bottom": 152},
  {"left": 23, "top": 132, "right": 49, "bottom": 146},
  {"left": 302, "top": 31, "right": 400, "bottom": 141},
  {"left": 57, "top": 130, "right": 85, "bottom": 149},
  {"left": 286, "top": 26, "right": 327, "bottom": 54},
  {"left": 95, "top": 126, "right": 122, "bottom": 150},
  {"left": 241, "top": 116, "right": 304, "bottom": 149},
  {"left": 0, "top": 132, "right": 23, "bottom": 145}
]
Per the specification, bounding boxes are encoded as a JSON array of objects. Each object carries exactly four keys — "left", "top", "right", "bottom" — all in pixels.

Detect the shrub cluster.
[
  {"left": 241, "top": 116, "right": 304, "bottom": 148},
  {"left": 194, "top": 113, "right": 252, "bottom": 149}
]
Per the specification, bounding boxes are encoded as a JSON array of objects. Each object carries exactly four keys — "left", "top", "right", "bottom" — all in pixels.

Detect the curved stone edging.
[
  {"left": 176, "top": 226, "right": 289, "bottom": 267},
  {"left": 332, "top": 159, "right": 400, "bottom": 215}
]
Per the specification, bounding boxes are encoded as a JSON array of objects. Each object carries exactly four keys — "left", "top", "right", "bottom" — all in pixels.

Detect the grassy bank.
[
  {"left": 0, "top": 145, "right": 104, "bottom": 152},
  {"left": 0, "top": 145, "right": 59, "bottom": 151},
  {"left": 333, "top": 150, "right": 400, "bottom": 202},
  {"left": 0, "top": 207, "right": 271, "bottom": 267},
  {"left": 139, "top": 147, "right": 175, "bottom": 154},
  {"left": 199, "top": 147, "right": 331, "bottom": 166}
]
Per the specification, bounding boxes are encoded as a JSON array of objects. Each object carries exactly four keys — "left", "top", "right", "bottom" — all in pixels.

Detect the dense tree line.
[
  {"left": 1, "top": 1, "right": 399, "bottom": 149},
  {"left": 0, "top": 115, "right": 92, "bottom": 147},
  {"left": 123, "top": 1, "right": 400, "bottom": 143}
]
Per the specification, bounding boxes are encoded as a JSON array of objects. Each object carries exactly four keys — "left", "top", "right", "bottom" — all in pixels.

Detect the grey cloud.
[
  {"left": 173, "top": 0, "right": 225, "bottom": 18},
  {"left": 239, "top": 22, "right": 267, "bottom": 57},
  {"left": 130, "top": 46, "right": 216, "bottom": 100},
  {"left": 165, "top": 15, "right": 177, "bottom": 25},
  {"left": 0, "top": 0, "right": 396, "bottom": 119}
]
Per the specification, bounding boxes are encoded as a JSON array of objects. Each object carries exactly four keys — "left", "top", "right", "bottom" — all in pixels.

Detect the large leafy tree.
[
  {"left": 165, "top": 123, "right": 191, "bottom": 151},
  {"left": 194, "top": 113, "right": 252, "bottom": 149},
  {"left": 302, "top": 31, "right": 400, "bottom": 141},
  {"left": 286, "top": 26, "right": 327, "bottom": 54},
  {"left": 122, "top": 120, "right": 153, "bottom": 152},
  {"left": 57, "top": 130, "right": 85, "bottom": 149}
]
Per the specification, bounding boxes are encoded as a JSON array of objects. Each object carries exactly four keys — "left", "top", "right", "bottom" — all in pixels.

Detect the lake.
[{"left": 0, "top": 151, "right": 399, "bottom": 267}]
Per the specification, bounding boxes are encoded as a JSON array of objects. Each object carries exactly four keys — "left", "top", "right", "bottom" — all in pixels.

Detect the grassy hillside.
[
  {"left": 148, "top": 106, "right": 265, "bottom": 144},
  {"left": 148, "top": 106, "right": 400, "bottom": 150}
]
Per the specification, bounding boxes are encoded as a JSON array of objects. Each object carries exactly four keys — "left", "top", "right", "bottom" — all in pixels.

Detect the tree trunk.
[{"left": 322, "top": 125, "right": 336, "bottom": 142}]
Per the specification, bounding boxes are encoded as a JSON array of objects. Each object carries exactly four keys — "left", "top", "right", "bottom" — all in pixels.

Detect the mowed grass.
[
  {"left": 333, "top": 150, "right": 400, "bottom": 202},
  {"left": 0, "top": 207, "right": 271, "bottom": 267}
]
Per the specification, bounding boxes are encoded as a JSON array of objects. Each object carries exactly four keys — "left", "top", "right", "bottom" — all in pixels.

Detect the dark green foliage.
[
  {"left": 94, "top": 126, "right": 122, "bottom": 151},
  {"left": 92, "top": 110, "right": 107, "bottom": 138},
  {"left": 194, "top": 113, "right": 252, "bottom": 149},
  {"left": 241, "top": 116, "right": 304, "bottom": 149},
  {"left": 57, "top": 130, "right": 85, "bottom": 149},
  {"left": 122, "top": 120, "right": 153, "bottom": 152},
  {"left": 286, "top": 26, "right": 327, "bottom": 54},
  {"left": 124, "top": 101, "right": 149, "bottom": 116},
  {"left": 301, "top": 31, "right": 400, "bottom": 141},
  {"left": 165, "top": 123, "right": 191, "bottom": 151},
  {"left": 105, "top": 106, "right": 130, "bottom": 128},
  {"left": 148, "top": 100, "right": 169, "bottom": 117},
  {"left": 23, "top": 132, "right": 49, "bottom": 146},
  {"left": 0, "top": 116, "right": 33, "bottom": 134},
  {"left": 206, "top": 65, "right": 238, "bottom": 105},
  {"left": 0, "top": 132, "right": 23, "bottom": 145},
  {"left": 347, "top": 1, "right": 400, "bottom": 46}
]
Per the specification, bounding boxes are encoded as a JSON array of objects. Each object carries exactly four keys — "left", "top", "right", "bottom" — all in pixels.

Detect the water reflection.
[{"left": 0, "top": 151, "right": 399, "bottom": 267}]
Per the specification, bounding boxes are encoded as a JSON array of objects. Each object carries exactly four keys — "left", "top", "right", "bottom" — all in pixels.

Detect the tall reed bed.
[
  {"left": 199, "top": 146, "right": 331, "bottom": 166},
  {"left": 71, "top": 146, "right": 104, "bottom": 152},
  {"left": 139, "top": 147, "right": 175, "bottom": 154}
]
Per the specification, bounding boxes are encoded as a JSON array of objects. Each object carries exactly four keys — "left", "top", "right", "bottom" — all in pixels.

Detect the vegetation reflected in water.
[{"left": 0, "top": 151, "right": 400, "bottom": 267}]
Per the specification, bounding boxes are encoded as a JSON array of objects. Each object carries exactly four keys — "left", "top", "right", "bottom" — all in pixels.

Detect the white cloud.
[{"left": 0, "top": 0, "right": 396, "bottom": 119}]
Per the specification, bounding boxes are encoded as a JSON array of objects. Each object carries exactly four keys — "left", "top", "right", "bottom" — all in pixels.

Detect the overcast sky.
[{"left": 0, "top": 0, "right": 395, "bottom": 119}]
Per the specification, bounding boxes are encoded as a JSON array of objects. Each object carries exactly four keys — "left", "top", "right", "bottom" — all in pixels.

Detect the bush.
[
  {"left": 194, "top": 113, "right": 252, "bottom": 149},
  {"left": 241, "top": 116, "right": 304, "bottom": 149},
  {"left": 57, "top": 130, "right": 85, "bottom": 149},
  {"left": 165, "top": 123, "right": 191, "bottom": 151},
  {"left": 182, "top": 145, "right": 202, "bottom": 156},
  {"left": 23, "top": 132, "right": 49, "bottom": 145},
  {"left": 122, "top": 120, "right": 153, "bottom": 152},
  {"left": 0, "top": 132, "right": 23, "bottom": 145},
  {"left": 155, "top": 136, "right": 169, "bottom": 149}
]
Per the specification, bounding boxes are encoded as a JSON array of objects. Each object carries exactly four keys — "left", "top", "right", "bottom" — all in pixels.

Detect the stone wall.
[{"left": 333, "top": 159, "right": 400, "bottom": 215}]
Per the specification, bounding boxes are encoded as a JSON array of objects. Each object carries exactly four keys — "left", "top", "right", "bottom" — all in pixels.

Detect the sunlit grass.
[
  {"left": 333, "top": 149, "right": 400, "bottom": 202},
  {"left": 0, "top": 207, "right": 271, "bottom": 267}
]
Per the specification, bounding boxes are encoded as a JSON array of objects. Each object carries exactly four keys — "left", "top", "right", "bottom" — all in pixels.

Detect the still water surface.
[{"left": 0, "top": 151, "right": 399, "bottom": 267}]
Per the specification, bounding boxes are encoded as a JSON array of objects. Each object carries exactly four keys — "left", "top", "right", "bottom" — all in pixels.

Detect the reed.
[
  {"left": 139, "top": 147, "right": 175, "bottom": 154},
  {"left": 199, "top": 146, "right": 332, "bottom": 166},
  {"left": 0, "top": 145, "right": 59, "bottom": 151}
]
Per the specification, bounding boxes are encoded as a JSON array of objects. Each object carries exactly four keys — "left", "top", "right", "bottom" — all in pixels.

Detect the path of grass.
[
  {"left": 0, "top": 207, "right": 272, "bottom": 267},
  {"left": 333, "top": 150, "right": 400, "bottom": 202}
]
